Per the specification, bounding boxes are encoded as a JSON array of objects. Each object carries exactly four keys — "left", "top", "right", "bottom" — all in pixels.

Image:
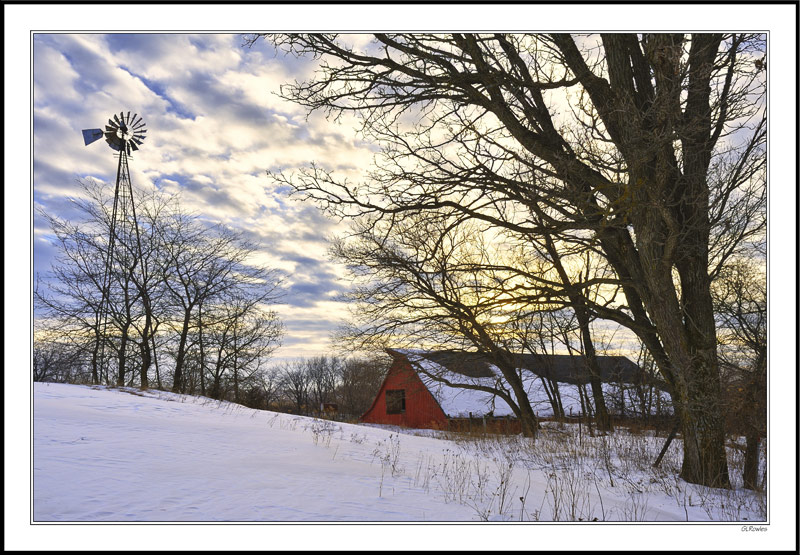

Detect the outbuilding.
[{"left": 359, "top": 349, "right": 671, "bottom": 431}]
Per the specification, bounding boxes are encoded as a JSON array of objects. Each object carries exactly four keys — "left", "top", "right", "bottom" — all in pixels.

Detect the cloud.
[{"left": 33, "top": 33, "right": 374, "bottom": 357}]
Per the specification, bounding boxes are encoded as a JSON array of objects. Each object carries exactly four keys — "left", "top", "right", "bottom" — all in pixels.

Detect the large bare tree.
[{"left": 248, "top": 33, "right": 766, "bottom": 487}]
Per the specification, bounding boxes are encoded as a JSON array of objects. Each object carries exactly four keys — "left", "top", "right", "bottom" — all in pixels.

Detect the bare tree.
[
  {"left": 631, "top": 339, "right": 673, "bottom": 425},
  {"left": 35, "top": 180, "right": 164, "bottom": 387},
  {"left": 335, "top": 355, "right": 388, "bottom": 417},
  {"left": 159, "top": 210, "right": 283, "bottom": 393},
  {"left": 35, "top": 180, "right": 284, "bottom": 394},
  {"left": 306, "top": 356, "right": 340, "bottom": 411},
  {"left": 332, "top": 214, "right": 544, "bottom": 437},
  {"left": 252, "top": 366, "right": 283, "bottom": 410},
  {"left": 512, "top": 309, "right": 571, "bottom": 420},
  {"left": 125, "top": 189, "right": 176, "bottom": 389},
  {"left": 515, "top": 229, "right": 616, "bottom": 432},
  {"left": 201, "top": 293, "right": 283, "bottom": 402},
  {"left": 279, "top": 360, "right": 311, "bottom": 413},
  {"left": 713, "top": 255, "right": 766, "bottom": 490},
  {"left": 248, "top": 33, "right": 766, "bottom": 486},
  {"left": 33, "top": 333, "right": 88, "bottom": 384}
]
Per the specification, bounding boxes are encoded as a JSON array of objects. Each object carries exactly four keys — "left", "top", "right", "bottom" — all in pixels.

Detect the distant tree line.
[{"left": 243, "top": 355, "right": 388, "bottom": 419}]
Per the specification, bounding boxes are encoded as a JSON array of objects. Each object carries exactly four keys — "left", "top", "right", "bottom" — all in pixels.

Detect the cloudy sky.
[
  {"left": 25, "top": 18, "right": 796, "bottom": 363},
  {"left": 32, "top": 32, "right": 381, "bottom": 358}
]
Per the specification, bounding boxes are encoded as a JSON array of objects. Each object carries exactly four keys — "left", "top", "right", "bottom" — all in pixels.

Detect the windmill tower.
[{"left": 82, "top": 112, "right": 151, "bottom": 386}]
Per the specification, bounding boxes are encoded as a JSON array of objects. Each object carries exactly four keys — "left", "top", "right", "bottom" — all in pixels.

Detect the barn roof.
[
  {"left": 392, "top": 349, "right": 653, "bottom": 385},
  {"left": 386, "top": 348, "right": 670, "bottom": 419}
]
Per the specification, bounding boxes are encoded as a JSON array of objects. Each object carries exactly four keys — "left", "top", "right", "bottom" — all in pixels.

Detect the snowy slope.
[
  {"left": 33, "top": 382, "right": 763, "bottom": 523},
  {"left": 34, "top": 383, "right": 473, "bottom": 521}
]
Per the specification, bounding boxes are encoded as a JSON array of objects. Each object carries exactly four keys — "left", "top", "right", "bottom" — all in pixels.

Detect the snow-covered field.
[{"left": 33, "top": 382, "right": 766, "bottom": 525}]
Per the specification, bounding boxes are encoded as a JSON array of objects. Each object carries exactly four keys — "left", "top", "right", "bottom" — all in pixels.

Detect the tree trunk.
[
  {"left": 678, "top": 258, "right": 731, "bottom": 488},
  {"left": 90, "top": 336, "right": 101, "bottom": 385},
  {"left": 172, "top": 310, "right": 192, "bottom": 393},
  {"left": 743, "top": 434, "right": 760, "bottom": 490},
  {"left": 116, "top": 328, "right": 128, "bottom": 387},
  {"left": 541, "top": 377, "right": 565, "bottom": 420},
  {"left": 139, "top": 340, "right": 150, "bottom": 389},
  {"left": 577, "top": 314, "right": 612, "bottom": 433},
  {"left": 232, "top": 321, "right": 239, "bottom": 403},
  {"left": 491, "top": 355, "right": 538, "bottom": 438},
  {"left": 509, "top": 378, "right": 539, "bottom": 438},
  {"left": 198, "top": 303, "right": 206, "bottom": 396},
  {"left": 517, "top": 399, "right": 539, "bottom": 438},
  {"left": 742, "top": 352, "right": 766, "bottom": 490},
  {"left": 646, "top": 343, "right": 731, "bottom": 488},
  {"left": 153, "top": 334, "right": 163, "bottom": 390},
  {"left": 138, "top": 311, "right": 152, "bottom": 389},
  {"left": 677, "top": 398, "right": 730, "bottom": 488},
  {"left": 644, "top": 281, "right": 731, "bottom": 488},
  {"left": 541, "top": 232, "right": 612, "bottom": 433}
]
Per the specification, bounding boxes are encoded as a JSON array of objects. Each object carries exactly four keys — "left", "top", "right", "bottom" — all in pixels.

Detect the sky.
[
  {"left": 28, "top": 27, "right": 785, "bottom": 363},
  {"left": 24, "top": 18, "right": 796, "bottom": 363},
  {"left": 31, "top": 32, "right": 380, "bottom": 359}
]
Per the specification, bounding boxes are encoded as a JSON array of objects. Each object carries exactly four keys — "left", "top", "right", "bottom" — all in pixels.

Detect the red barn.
[
  {"left": 359, "top": 349, "right": 449, "bottom": 429},
  {"left": 360, "top": 349, "right": 671, "bottom": 432}
]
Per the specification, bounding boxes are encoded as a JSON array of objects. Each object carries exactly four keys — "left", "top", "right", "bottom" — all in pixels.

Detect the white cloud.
[{"left": 33, "top": 33, "right": 376, "bottom": 357}]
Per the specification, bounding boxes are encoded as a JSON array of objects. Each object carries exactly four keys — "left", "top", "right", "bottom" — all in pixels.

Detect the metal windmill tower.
[{"left": 82, "top": 112, "right": 151, "bottom": 386}]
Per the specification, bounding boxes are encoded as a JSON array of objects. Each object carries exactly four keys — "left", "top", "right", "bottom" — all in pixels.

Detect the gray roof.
[{"left": 392, "top": 349, "right": 660, "bottom": 387}]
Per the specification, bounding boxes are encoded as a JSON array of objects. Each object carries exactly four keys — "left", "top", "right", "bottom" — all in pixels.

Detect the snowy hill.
[{"left": 33, "top": 382, "right": 764, "bottom": 523}]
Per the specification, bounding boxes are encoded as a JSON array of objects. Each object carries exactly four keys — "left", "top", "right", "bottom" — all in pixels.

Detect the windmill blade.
[
  {"left": 82, "top": 128, "right": 105, "bottom": 146},
  {"left": 89, "top": 111, "right": 147, "bottom": 153}
]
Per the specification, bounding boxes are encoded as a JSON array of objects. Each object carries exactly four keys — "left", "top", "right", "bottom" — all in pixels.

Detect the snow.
[
  {"left": 33, "top": 382, "right": 765, "bottom": 529},
  {"left": 410, "top": 354, "right": 517, "bottom": 418},
  {"left": 404, "top": 351, "right": 672, "bottom": 419},
  {"left": 34, "top": 383, "right": 469, "bottom": 522}
]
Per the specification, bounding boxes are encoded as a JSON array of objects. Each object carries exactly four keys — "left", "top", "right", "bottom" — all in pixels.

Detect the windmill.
[{"left": 82, "top": 112, "right": 153, "bottom": 387}]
